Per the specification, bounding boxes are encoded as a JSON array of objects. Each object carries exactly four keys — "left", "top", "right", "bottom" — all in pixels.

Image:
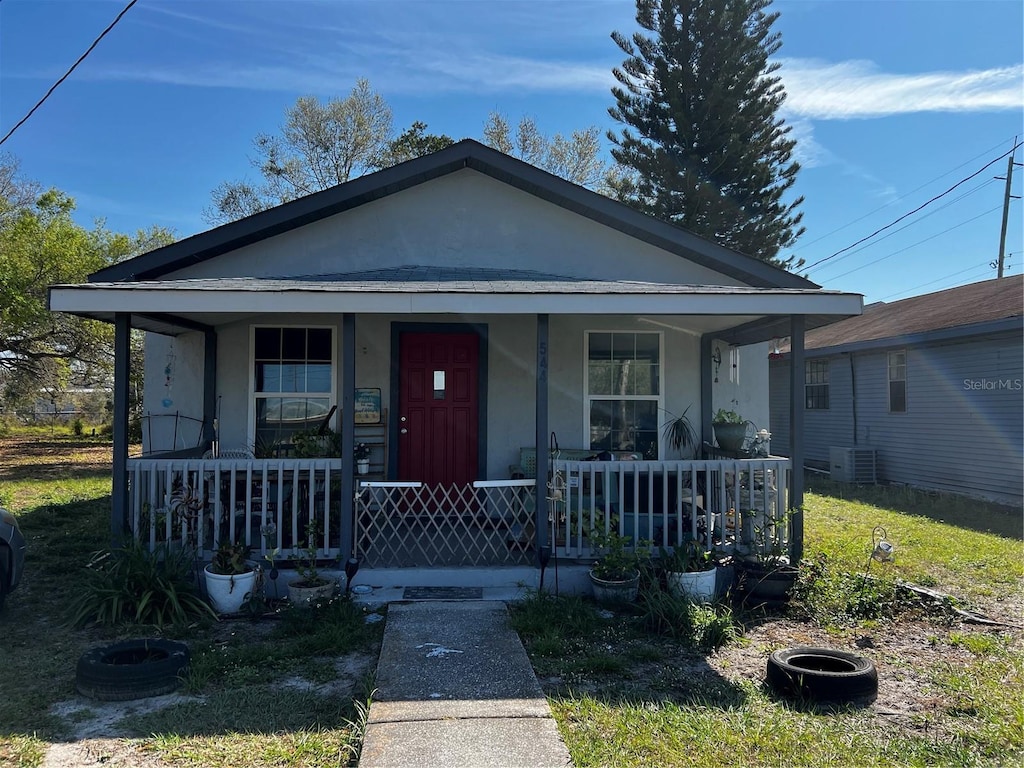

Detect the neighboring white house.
[
  {"left": 50, "top": 140, "right": 862, "bottom": 576},
  {"left": 769, "top": 276, "right": 1023, "bottom": 506}
]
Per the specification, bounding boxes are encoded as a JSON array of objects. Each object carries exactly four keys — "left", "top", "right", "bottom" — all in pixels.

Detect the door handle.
[{"left": 400, "top": 428, "right": 408, "bottom": 434}]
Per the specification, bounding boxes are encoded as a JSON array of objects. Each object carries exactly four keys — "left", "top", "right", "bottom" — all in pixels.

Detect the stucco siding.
[
  {"left": 163, "top": 170, "right": 748, "bottom": 288},
  {"left": 148, "top": 313, "right": 713, "bottom": 480}
]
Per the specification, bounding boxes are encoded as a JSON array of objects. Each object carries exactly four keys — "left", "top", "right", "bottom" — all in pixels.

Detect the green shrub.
[
  {"left": 638, "top": 588, "right": 736, "bottom": 649},
  {"left": 791, "top": 553, "right": 908, "bottom": 626},
  {"left": 70, "top": 539, "right": 216, "bottom": 628},
  {"left": 71, "top": 418, "right": 84, "bottom": 436}
]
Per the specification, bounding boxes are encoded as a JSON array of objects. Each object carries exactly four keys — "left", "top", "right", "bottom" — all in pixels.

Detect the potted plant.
[
  {"left": 712, "top": 408, "right": 750, "bottom": 453},
  {"left": 287, "top": 518, "right": 336, "bottom": 605},
  {"left": 204, "top": 540, "right": 257, "bottom": 614},
  {"left": 354, "top": 442, "right": 371, "bottom": 475},
  {"left": 660, "top": 540, "right": 718, "bottom": 604},
  {"left": 736, "top": 509, "right": 798, "bottom": 602},
  {"left": 661, "top": 405, "right": 699, "bottom": 459},
  {"left": 588, "top": 528, "right": 649, "bottom": 604}
]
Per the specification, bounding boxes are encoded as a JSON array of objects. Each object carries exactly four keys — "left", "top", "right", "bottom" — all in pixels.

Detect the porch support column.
[
  {"left": 534, "top": 314, "right": 549, "bottom": 559},
  {"left": 340, "top": 313, "right": 356, "bottom": 558},
  {"left": 111, "top": 313, "right": 131, "bottom": 546},
  {"left": 202, "top": 329, "right": 217, "bottom": 448},
  {"left": 789, "top": 314, "right": 806, "bottom": 562},
  {"left": 699, "top": 334, "right": 714, "bottom": 454}
]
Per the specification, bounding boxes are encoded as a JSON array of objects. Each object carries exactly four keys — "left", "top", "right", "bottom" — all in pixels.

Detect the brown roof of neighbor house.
[{"left": 779, "top": 275, "right": 1023, "bottom": 352}]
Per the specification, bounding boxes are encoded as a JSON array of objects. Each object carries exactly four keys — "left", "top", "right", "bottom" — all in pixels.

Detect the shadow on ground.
[{"left": 808, "top": 479, "right": 1023, "bottom": 540}]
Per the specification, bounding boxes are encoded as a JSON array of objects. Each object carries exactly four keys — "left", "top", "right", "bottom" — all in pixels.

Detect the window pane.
[
  {"left": 306, "top": 363, "right": 331, "bottom": 393},
  {"left": 588, "top": 362, "right": 612, "bottom": 395},
  {"left": 279, "top": 363, "right": 304, "bottom": 392},
  {"left": 588, "top": 333, "right": 612, "bottom": 361},
  {"left": 307, "top": 328, "right": 332, "bottom": 361},
  {"left": 634, "top": 333, "right": 659, "bottom": 361},
  {"left": 282, "top": 328, "right": 306, "bottom": 361},
  {"left": 254, "top": 327, "right": 280, "bottom": 360},
  {"left": 890, "top": 381, "right": 906, "bottom": 412},
  {"left": 589, "top": 399, "right": 659, "bottom": 458},
  {"left": 256, "top": 363, "right": 281, "bottom": 393},
  {"left": 612, "top": 333, "right": 635, "bottom": 359}
]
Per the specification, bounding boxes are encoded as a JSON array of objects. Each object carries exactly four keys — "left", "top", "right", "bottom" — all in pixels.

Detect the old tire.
[
  {"left": 76, "top": 639, "right": 190, "bottom": 701},
  {"left": 767, "top": 646, "right": 877, "bottom": 703}
]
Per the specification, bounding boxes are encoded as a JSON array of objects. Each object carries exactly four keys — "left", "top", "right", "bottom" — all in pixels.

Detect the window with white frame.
[
  {"left": 888, "top": 350, "right": 906, "bottom": 413},
  {"left": 252, "top": 326, "right": 335, "bottom": 448},
  {"left": 585, "top": 331, "right": 662, "bottom": 459},
  {"left": 805, "top": 359, "right": 830, "bottom": 410}
]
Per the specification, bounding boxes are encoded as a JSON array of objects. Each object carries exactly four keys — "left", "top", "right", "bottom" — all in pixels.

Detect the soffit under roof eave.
[{"left": 50, "top": 286, "right": 862, "bottom": 318}]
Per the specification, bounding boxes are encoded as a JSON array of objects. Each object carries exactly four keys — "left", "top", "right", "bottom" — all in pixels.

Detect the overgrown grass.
[
  {"left": 522, "top": 482, "right": 1024, "bottom": 768},
  {"left": 552, "top": 693, "right": 984, "bottom": 768},
  {"left": 0, "top": 432, "right": 383, "bottom": 768}
]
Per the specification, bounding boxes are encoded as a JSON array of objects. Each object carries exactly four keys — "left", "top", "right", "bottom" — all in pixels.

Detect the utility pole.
[{"left": 995, "top": 138, "right": 1022, "bottom": 278}]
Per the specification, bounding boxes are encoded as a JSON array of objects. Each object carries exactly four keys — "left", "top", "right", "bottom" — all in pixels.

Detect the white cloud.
[{"left": 779, "top": 59, "right": 1024, "bottom": 119}]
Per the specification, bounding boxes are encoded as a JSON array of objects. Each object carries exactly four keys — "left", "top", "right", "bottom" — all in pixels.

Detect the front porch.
[{"left": 128, "top": 456, "right": 790, "bottom": 569}]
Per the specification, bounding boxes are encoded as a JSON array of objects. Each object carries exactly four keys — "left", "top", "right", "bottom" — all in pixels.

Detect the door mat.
[{"left": 402, "top": 587, "right": 484, "bottom": 600}]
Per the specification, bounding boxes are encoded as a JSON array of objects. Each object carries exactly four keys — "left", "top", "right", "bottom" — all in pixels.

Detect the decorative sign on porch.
[{"left": 354, "top": 388, "right": 382, "bottom": 424}]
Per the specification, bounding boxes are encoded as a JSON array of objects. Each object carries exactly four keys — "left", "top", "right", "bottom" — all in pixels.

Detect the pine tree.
[{"left": 608, "top": 0, "right": 804, "bottom": 267}]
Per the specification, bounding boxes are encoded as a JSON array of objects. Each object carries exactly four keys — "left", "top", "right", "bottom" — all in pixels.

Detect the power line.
[
  {"left": 804, "top": 140, "right": 1023, "bottom": 273},
  {"left": 0, "top": 0, "right": 139, "bottom": 147},
  {"left": 796, "top": 137, "right": 1013, "bottom": 252},
  {"left": 825, "top": 205, "right": 1003, "bottom": 281},
  {"left": 811, "top": 177, "right": 998, "bottom": 274}
]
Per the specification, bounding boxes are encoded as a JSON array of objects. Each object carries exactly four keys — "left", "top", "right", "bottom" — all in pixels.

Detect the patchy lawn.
[
  {"left": 515, "top": 482, "right": 1023, "bottom": 768},
  {"left": 0, "top": 432, "right": 382, "bottom": 768}
]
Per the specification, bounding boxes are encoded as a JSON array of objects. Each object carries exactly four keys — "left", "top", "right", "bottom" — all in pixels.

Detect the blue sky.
[{"left": 1, "top": 0, "right": 1021, "bottom": 303}]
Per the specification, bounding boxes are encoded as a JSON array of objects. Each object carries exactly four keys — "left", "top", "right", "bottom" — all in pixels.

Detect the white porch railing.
[
  {"left": 127, "top": 458, "right": 344, "bottom": 558},
  {"left": 129, "top": 457, "right": 790, "bottom": 566},
  {"left": 552, "top": 459, "right": 790, "bottom": 557}
]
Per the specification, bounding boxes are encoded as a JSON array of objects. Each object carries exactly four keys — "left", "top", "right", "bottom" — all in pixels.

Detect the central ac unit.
[{"left": 830, "top": 447, "right": 877, "bottom": 484}]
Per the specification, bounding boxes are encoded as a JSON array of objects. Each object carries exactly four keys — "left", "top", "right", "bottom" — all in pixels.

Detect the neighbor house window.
[
  {"left": 584, "top": 332, "right": 662, "bottom": 459},
  {"left": 252, "top": 326, "right": 335, "bottom": 449},
  {"left": 888, "top": 350, "right": 906, "bottom": 413},
  {"left": 805, "top": 359, "right": 830, "bottom": 410}
]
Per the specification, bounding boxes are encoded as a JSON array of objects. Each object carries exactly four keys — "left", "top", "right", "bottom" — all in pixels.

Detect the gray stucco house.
[
  {"left": 769, "top": 276, "right": 1022, "bottom": 506},
  {"left": 50, "top": 140, "right": 861, "bottom": 584}
]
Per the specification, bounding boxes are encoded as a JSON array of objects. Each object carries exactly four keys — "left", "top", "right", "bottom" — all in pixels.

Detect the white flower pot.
[
  {"left": 356, "top": 458, "right": 370, "bottom": 475},
  {"left": 204, "top": 565, "right": 257, "bottom": 614},
  {"left": 666, "top": 567, "right": 718, "bottom": 604}
]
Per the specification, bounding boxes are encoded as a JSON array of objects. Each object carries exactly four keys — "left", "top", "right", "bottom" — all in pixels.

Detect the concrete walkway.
[{"left": 359, "top": 601, "right": 572, "bottom": 768}]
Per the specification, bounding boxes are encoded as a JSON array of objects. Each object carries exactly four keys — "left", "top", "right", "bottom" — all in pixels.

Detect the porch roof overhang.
[{"left": 50, "top": 269, "right": 863, "bottom": 342}]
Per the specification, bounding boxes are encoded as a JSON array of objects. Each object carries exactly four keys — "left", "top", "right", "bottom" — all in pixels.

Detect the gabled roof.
[
  {"left": 779, "top": 276, "right": 1023, "bottom": 354},
  {"left": 89, "top": 139, "right": 816, "bottom": 290}
]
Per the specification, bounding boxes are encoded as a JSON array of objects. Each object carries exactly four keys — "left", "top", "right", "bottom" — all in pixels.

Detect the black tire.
[
  {"left": 767, "top": 646, "right": 878, "bottom": 703},
  {"left": 76, "top": 639, "right": 190, "bottom": 701}
]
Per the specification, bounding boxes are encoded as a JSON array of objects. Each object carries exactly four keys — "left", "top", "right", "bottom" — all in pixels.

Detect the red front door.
[{"left": 398, "top": 332, "right": 480, "bottom": 485}]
